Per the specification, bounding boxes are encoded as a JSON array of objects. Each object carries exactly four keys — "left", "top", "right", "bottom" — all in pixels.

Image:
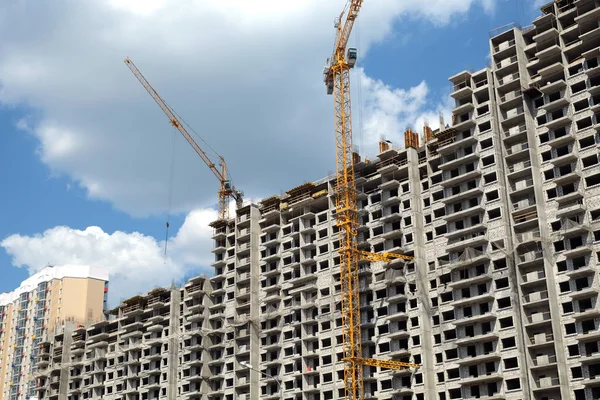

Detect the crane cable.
[
  {"left": 164, "top": 127, "right": 177, "bottom": 262},
  {"left": 164, "top": 97, "right": 240, "bottom": 201},
  {"left": 355, "top": 16, "right": 365, "bottom": 156}
]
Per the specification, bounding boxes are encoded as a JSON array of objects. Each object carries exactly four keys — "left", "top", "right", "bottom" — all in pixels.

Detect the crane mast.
[
  {"left": 323, "top": 2, "right": 420, "bottom": 400},
  {"left": 124, "top": 57, "right": 243, "bottom": 221}
]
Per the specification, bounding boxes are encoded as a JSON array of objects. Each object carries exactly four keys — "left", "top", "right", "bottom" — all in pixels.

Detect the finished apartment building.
[
  {"left": 32, "top": 1, "right": 600, "bottom": 400},
  {"left": 0, "top": 265, "right": 109, "bottom": 400}
]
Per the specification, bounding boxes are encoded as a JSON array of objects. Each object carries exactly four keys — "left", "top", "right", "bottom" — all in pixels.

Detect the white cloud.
[
  {"left": 354, "top": 68, "right": 454, "bottom": 158},
  {"left": 0, "top": 0, "right": 495, "bottom": 302},
  {"left": 0, "top": 0, "right": 496, "bottom": 217},
  {"left": 0, "top": 207, "right": 218, "bottom": 305}
]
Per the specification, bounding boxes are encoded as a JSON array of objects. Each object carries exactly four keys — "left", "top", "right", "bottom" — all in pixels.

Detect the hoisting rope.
[
  {"left": 164, "top": 127, "right": 177, "bottom": 262},
  {"left": 355, "top": 17, "right": 365, "bottom": 156}
]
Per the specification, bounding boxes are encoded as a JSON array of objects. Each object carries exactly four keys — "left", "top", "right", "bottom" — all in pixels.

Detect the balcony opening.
[
  {"left": 583, "top": 155, "right": 599, "bottom": 168},
  {"left": 482, "top": 155, "right": 494, "bottom": 166},
  {"left": 569, "top": 61, "right": 584, "bottom": 76},
  {"left": 537, "top": 114, "right": 547, "bottom": 125},
  {"left": 478, "top": 121, "right": 491, "bottom": 132},
  {"left": 556, "top": 145, "right": 570, "bottom": 157},
  {"left": 571, "top": 81, "right": 586, "bottom": 94},
  {"left": 577, "top": 117, "right": 592, "bottom": 131},
  {"left": 547, "top": 91, "right": 561, "bottom": 103},
  {"left": 586, "top": 173, "right": 600, "bottom": 187},
  {"left": 558, "top": 164, "right": 573, "bottom": 176},
  {"left": 553, "top": 126, "right": 568, "bottom": 139},
  {"left": 502, "top": 337, "right": 516, "bottom": 349},
  {"left": 550, "top": 109, "right": 566, "bottom": 121},
  {"left": 434, "top": 208, "right": 445, "bottom": 218},
  {"left": 580, "top": 298, "right": 593, "bottom": 312},
  {"left": 542, "top": 150, "right": 552, "bottom": 161},
  {"left": 574, "top": 99, "right": 589, "bottom": 112},
  {"left": 477, "top": 104, "right": 489, "bottom": 116},
  {"left": 534, "top": 96, "right": 544, "bottom": 108}
]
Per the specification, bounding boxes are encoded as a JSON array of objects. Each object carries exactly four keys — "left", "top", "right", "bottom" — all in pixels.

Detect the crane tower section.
[{"left": 323, "top": 2, "right": 420, "bottom": 400}]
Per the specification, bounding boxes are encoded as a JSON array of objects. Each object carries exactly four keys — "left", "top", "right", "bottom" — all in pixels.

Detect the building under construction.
[{"left": 30, "top": 1, "right": 600, "bottom": 400}]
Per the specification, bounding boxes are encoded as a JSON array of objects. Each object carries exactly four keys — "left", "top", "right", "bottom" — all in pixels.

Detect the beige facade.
[{"left": 0, "top": 265, "right": 109, "bottom": 400}]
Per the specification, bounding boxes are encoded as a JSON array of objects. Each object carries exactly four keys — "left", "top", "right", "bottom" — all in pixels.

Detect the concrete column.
[
  {"left": 168, "top": 287, "right": 180, "bottom": 400},
  {"left": 249, "top": 206, "right": 262, "bottom": 400},
  {"left": 59, "top": 324, "right": 74, "bottom": 399},
  {"left": 406, "top": 147, "right": 436, "bottom": 398}
]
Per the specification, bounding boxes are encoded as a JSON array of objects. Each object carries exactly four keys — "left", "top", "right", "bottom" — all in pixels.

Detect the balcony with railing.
[
  {"left": 509, "top": 177, "right": 534, "bottom": 196},
  {"left": 505, "top": 142, "right": 530, "bottom": 162},
  {"left": 525, "top": 310, "right": 552, "bottom": 327},
  {"left": 523, "top": 290, "right": 549, "bottom": 306},
  {"left": 511, "top": 197, "right": 536, "bottom": 218},
  {"left": 496, "top": 55, "right": 519, "bottom": 76},
  {"left": 498, "top": 88, "right": 523, "bottom": 109},
  {"left": 493, "top": 39, "right": 516, "bottom": 57},
  {"left": 522, "top": 271, "right": 546, "bottom": 291},
  {"left": 497, "top": 72, "right": 520, "bottom": 89},
  {"left": 514, "top": 229, "right": 541, "bottom": 245},
  {"left": 503, "top": 123, "right": 528, "bottom": 144},
  {"left": 517, "top": 250, "right": 543, "bottom": 269},
  {"left": 473, "top": 77, "right": 489, "bottom": 93},
  {"left": 528, "top": 332, "right": 554, "bottom": 348},
  {"left": 502, "top": 106, "right": 526, "bottom": 128},
  {"left": 451, "top": 80, "right": 473, "bottom": 99},
  {"left": 507, "top": 160, "right": 532, "bottom": 179},
  {"left": 531, "top": 353, "right": 557, "bottom": 369}
]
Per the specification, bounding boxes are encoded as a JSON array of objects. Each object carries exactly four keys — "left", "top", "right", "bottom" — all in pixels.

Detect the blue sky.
[{"left": 0, "top": 0, "right": 542, "bottom": 303}]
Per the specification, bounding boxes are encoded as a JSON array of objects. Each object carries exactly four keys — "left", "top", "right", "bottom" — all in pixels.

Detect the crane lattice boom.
[
  {"left": 323, "top": 2, "right": 420, "bottom": 400},
  {"left": 124, "top": 57, "right": 242, "bottom": 220}
]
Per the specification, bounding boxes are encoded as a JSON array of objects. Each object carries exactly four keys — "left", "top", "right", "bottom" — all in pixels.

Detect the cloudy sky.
[{"left": 0, "top": 0, "right": 541, "bottom": 305}]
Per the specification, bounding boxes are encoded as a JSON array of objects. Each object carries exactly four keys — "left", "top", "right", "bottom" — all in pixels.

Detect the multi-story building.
[
  {"left": 34, "top": 276, "right": 216, "bottom": 400},
  {"left": 207, "top": 2, "right": 600, "bottom": 399},
  {"left": 33, "top": 1, "right": 600, "bottom": 400},
  {"left": 0, "top": 265, "right": 109, "bottom": 400}
]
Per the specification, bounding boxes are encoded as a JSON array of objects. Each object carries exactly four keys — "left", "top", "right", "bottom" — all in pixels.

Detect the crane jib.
[{"left": 124, "top": 57, "right": 241, "bottom": 221}]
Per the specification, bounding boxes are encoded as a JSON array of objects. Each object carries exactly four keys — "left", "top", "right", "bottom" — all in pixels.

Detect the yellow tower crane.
[
  {"left": 124, "top": 57, "right": 243, "bottom": 221},
  {"left": 322, "top": 2, "right": 420, "bottom": 400}
]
